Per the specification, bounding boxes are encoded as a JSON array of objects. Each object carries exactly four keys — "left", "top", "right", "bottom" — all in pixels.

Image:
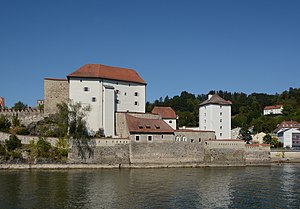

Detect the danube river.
[{"left": 0, "top": 164, "right": 300, "bottom": 208}]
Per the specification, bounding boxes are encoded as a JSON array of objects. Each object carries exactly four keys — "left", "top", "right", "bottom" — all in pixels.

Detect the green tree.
[
  {"left": 238, "top": 128, "right": 252, "bottom": 144},
  {"left": 55, "top": 101, "right": 91, "bottom": 160},
  {"left": 0, "top": 115, "right": 11, "bottom": 132},
  {"left": 13, "top": 101, "right": 27, "bottom": 110},
  {"left": 5, "top": 135, "right": 22, "bottom": 151},
  {"left": 263, "top": 134, "right": 272, "bottom": 144}
]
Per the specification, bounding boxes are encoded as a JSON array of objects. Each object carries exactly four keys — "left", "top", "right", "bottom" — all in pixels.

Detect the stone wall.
[
  {"left": 0, "top": 108, "right": 44, "bottom": 126},
  {"left": 130, "top": 141, "right": 205, "bottom": 165},
  {"left": 0, "top": 131, "right": 58, "bottom": 146},
  {"left": 44, "top": 78, "right": 69, "bottom": 116},
  {"left": 245, "top": 144, "right": 270, "bottom": 164},
  {"left": 68, "top": 144, "right": 130, "bottom": 164},
  {"left": 271, "top": 151, "right": 300, "bottom": 163},
  {"left": 204, "top": 140, "right": 245, "bottom": 165}
]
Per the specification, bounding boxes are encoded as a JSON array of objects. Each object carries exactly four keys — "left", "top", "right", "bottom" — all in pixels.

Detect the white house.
[
  {"left": 67, "top": 64, "right": 146, "bottom": 136},
  {"left": 277, "top": 128, "right": 300, "bottom": 148},
  {"left": 199, "top": 94, "right": 232, "bottom": 139},
  {"left": 263, "top": 105, "right": 283, "bottom": 115},
  {"left": 151, "top": 106, "right": 177, "bottom": 130},
  {"left": 252, "top": 132, "right": 266, "bottom": 144}
]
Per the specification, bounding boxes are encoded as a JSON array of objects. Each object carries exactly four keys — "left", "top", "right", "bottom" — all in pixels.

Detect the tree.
[
  {"left": 263, "top": 134, "right": 272, "bottom": 144},
  {"left": 0, "top": 115, "right": 11, "bottom": 132},
  {"left": 5, "top": 135, "right": 21, "bottom": 151},
  {"left": 238, "top": 128, "right": 252, "bottom": 144},
  {"left": 55, "top": 101, "right": 91, "bottom": 160},
  {"left": 13, "top": 101, "right": 27, "bottom": 110}
]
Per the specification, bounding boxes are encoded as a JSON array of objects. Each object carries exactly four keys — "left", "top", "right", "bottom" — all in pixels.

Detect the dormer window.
[{"left": 146, "top": 125, "right": 151, "bottom": 129}]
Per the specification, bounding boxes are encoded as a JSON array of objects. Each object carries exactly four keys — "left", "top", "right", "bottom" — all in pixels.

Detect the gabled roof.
[
  {"left": 200, "top": 94, "right": 232, "bottom": 106},
  {"left": 264, "top": 105, "right": 283, "bottom": 110},
  {"left": 67, "top": 64, "right": 146, "bottom": 84},
  {"left": 274, "top": 120, "right": 300, "bottom": 133},
  {"left": 151, "top": 106, "right": 177, "bottom": 119},
  {"left": 125, "top": 114, "right": 174, "bottom": 133}
]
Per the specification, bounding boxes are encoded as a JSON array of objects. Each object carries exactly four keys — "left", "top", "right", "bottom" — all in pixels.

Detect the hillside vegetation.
[{"left": 146, "top": 88, "right": 300, "bottom": 133}]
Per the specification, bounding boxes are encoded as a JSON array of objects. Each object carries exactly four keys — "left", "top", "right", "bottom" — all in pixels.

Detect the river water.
[{"left": 0, "top": 164, "right": 300, "bottom": 208}]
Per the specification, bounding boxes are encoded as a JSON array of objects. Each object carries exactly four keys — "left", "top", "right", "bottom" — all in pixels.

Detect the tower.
[{"left": 199, "top": 94, "right": 232, "bottom": 139}]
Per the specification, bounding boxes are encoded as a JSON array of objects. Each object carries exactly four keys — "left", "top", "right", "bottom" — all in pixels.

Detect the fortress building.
[
  {"left": 44, "top": 64, "right": 146, "bottom": 137},
  {"left": 199, "top": 94, "right": 232, "bottom": 139}
]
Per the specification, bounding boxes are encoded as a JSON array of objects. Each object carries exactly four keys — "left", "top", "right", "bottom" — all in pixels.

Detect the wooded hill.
[{"left": 146, "top": 88, "right": 300, "bottom": 134}]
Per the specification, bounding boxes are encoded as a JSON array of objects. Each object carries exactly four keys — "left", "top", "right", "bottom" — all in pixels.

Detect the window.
[
  {"left": 220, "top": 119, "right": 222, "bottom": 122},
  {"left": 135, "top": 135, "right": 140, "bottom": 142},
  {"left": 124, "top": 92, "right": 127, "bottom": 96},
  {"left": 204, "top": 119, "right": 206, "bottom": 123},
  {"left": 92, "top": 97, "right": 96, "bottom": 102},
  {"left": 148, "top": 135, "right": 153, "bottom": 142},
  {"left": 135, "top": 92, "right": 138, "bottom": 96},
  {"left": 80, "top": 80, "right": 82, "bottom": 82},
  {"left": 220, "top": 112, "right": 223, "bottom": 116},
  {"left": 169, "top": 120, "right": 172, "bottom": 123},
  {"left": 84, "top": 87, "right": 89, "bottom": 92},
  {"left": 134, "top": 101, "right": 139, "bottom": 106},
  {"left": 220, "top": 133, "right": 223, "bottom": 137},
  {"left": 220, "top": 105, "right": 222, "bottom": 109},
  {"left": 115, "top": 90, "right": 120, "bottom": 94},
  {"left": 116, "top": 99, "right": 120, "bottom": 104},
  {"left": 220, "top": 126, "right": 223, "bottom": 129}
]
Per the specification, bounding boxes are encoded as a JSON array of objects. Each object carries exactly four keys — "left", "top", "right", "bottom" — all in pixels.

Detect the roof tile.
[{"left": 67, "top": 64, "right": 146, "bottom": 84}]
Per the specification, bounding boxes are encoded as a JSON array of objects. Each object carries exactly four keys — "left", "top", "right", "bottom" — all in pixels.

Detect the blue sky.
[{"left": 0, "top": 0, "right": 299, "bottom": 107}]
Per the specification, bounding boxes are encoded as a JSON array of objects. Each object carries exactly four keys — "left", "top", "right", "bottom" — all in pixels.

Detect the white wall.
[
  {"left": 69, "top": 77, "right": 146, "bottom": 135},
  {"left": 199, "top": 104, "right": 231, "bottom": 139},
  {"left": 104, "top": 80, "right": 146, "bottom": 113},
  {"left": 69, "top": 78, "right": 103, "bottom": 133},
  {"left": 163, "top": 119, "right": 176, "bottom": 130},
  {"left": 103, "top": 86, "right": 115, "bottom": 137},
  {"left": 278, "top": 128, "right": 300, "bottom": 148}
]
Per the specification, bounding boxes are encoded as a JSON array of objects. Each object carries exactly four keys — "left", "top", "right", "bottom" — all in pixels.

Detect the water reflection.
[{"left": 1, "top": 165, "right": 300, "bottom": 208}]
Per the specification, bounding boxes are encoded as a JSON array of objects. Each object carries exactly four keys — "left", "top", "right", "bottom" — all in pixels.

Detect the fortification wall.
[
  {"left": 245, "top": 144, "right": 270, "bottom": 164},
  {"left": 0, "top": 131, "right": 272, "bottom": 165},
  {"left": 204, "top": 140, "right": 245, "bottom": 165},
  {"left": 44, "top": 78, "right": 69, "bottom": 116},
  {"left": 130, "top": 142, "right": 205, "bottom": 164},
  {"left": 68, "top": 144, "right": 130, "bottom": 164},
  {"left": 0, "top": 108, "right": 44, "bottom": 126},
  {"left": 271, "top": 151, "right": 300, "bottom": 162}
]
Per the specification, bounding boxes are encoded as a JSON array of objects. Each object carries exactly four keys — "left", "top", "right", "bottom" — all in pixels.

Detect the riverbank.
[{"left": 1, "top": 161, "right": 298, "bottom": 170}]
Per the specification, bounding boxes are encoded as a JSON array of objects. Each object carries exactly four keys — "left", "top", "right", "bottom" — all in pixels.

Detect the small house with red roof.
[
  {"left": 263, "top": 105, "right": 283, "bottom": 115},
  {"left": 151, "top": 106, "right": 177, "bottom": 129}
]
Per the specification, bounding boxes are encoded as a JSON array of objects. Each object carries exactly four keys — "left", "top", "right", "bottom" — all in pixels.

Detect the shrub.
[
  {"left": 6, "top": 135, "right": 22, "bottom": 151},
  {"left": 36, "top": 137, "right": 51, "bottom": 158},
  {"left": 0, "top": 144, "right": 6, "bottom": 156},
  {"left": 0, "top": 115, "right": 11, "bottom": 132},
  {"left": 16, "top": 127, "right": 30, "bottom": 135}
]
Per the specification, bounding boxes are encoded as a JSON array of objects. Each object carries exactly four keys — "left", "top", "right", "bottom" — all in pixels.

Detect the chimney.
[{"left": 208, "top": 94, "right": 213, "bottom": 100}]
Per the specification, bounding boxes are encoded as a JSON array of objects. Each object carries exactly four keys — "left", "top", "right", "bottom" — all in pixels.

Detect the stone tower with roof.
[{"left": 199, "top": 94, "right": 232, "bottom": 139}]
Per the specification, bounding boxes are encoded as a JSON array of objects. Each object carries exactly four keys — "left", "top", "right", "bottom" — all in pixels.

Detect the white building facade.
[
  {"left": 277, "top": 128, "right": 300, "bottom": 148},
  {"left": 68, "top": 64, "right": 146, "bottom": 137},
  {"left": 263, "top": 105, "right": 283, "bottom": 115},
  {"left": 199, "top": 94, "right": 232, "bottom": 139}
]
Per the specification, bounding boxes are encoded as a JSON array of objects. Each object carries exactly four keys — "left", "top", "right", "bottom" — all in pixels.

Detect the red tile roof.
[
  {"left": 151, "top": 106, "right": 177, "bottom": 119},
  {"left": 67, "top": 64, "right": 146, "bottom": 84},
  {"left": 200, "top": 94, "right": 232, "bottom": 106},
  {"left": 264, "top": 105, "right": 283, "bottom": 110},
  {"left": 126, "top": 114, "right": 174, "bottom": 133}
]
